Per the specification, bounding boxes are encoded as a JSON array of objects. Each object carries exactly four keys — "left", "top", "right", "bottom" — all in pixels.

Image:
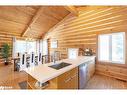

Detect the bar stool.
[{"left": 38, "top": 52, "right": 42, "bottom": 65}]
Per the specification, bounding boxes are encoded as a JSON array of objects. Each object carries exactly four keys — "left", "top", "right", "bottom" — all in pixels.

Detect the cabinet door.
[
  {"left": 70, "top": 72, "right": 78, "bottom": 89},
  {"left": 57, "top": 70, "right": 71, "bottom": 89},
  {"left": 57, "top": 67, "right": 78, "bottom": 89},
  {"left": 69, "top": 67, "right": 78, "bottom": 89}
]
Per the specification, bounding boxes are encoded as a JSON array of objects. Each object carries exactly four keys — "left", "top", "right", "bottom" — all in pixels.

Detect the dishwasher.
[{"left": 79, "top": 63, "right": 88, "bottom": 89}]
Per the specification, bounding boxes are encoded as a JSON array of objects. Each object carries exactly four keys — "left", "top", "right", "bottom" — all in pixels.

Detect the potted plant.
[{"left": 0, "top": 43, "right": 10, "bottom": 65}]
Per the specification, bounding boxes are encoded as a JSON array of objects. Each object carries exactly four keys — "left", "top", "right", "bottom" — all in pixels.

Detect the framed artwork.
[{"left": 51, "top": 40, "right": 58, "bottom": 48}]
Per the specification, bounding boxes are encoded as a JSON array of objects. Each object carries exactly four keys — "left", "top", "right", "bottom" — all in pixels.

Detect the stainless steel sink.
[{"left": 48, "top": 62, "right": 71, "bottom": 70}]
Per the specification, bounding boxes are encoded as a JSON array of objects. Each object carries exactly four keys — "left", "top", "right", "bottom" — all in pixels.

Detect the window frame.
[
  {"left": 98, "top": 32, "right": 125, "bottom": 64},
  {"left": 15, "top": 40, "right": 38, "bottom": 54}
]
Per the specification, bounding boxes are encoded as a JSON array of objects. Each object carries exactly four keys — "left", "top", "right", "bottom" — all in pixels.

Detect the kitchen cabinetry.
[
  {"left": 57, "top": 67, "right": 78, "bottom": 89},
  {"left": 27, "top": 67, "right": 78, "bottom": 89},
  {"left": 27, "top": 56, "right": 96, "bottom": 89}
]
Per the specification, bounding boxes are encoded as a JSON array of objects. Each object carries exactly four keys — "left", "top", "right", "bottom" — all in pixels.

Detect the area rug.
[{"left": 18, "top": 81, "right": 27, "bottom": 89}]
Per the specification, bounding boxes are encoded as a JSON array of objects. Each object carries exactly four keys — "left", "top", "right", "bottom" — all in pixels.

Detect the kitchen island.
[{"left": 25, "top": 56, "right": 96, "bottom": 89}]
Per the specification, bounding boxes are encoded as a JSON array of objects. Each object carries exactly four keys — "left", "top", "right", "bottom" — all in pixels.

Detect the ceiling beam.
[
  {"left": 21, "top": 7, "right": 44, "bottom": 37},
  {"left": 64, "top": 6, "right": 78, "bottom": 16}
]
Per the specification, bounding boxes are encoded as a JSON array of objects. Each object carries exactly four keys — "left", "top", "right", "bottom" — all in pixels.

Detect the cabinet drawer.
[
  {"left": 57, "top": 67, "right": 78, "bottom": 89},
  {"left": 87, "top": 60, "right": 95, "bottom": 64},
  {"left": 69, "top": 67, "right": 78, "bottom": 76}
]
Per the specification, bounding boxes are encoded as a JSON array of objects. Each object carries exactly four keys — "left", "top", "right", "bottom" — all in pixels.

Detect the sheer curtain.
[
  {"left": 12, "top": 38, "right": 44, "bottom": 57},
  {"left": 26, "top": 41, "right": 36, "bottom": 54},
  {"left": 39, "top": 40, "right": 43, "bottom": 53},
  {"left": 15, "top": 40, "right": 27, "bottom": 53},
  {"left": 42, "top": 39, "right": 48, "bottom": 55},
  {"left": 14, "top": 39, "right": 37, "bottom": 55}
]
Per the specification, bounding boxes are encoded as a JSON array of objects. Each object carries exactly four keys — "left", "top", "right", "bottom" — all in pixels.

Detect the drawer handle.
[
  {"left": 71, "top": 74, "right": 77, "bottom": 79},
  {"left": 64, "top": 77, "right": 71, "bottom": 83},
  {"left": 87, "top": 60, "right": 93, "bottom": 63}
]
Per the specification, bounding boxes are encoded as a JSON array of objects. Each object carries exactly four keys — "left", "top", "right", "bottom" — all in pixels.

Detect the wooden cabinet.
[
  {"left": 27, "top": 74, "right": 38, "bottom": 89},
  {"left": 57, "top": 67, "right": 78, "bottom": 89},
  {"left": 27, "top": 57, "right": 95, "bottom": 89},
  {"left": 27, "top": 67, "right": 79, "bottom": 89}
]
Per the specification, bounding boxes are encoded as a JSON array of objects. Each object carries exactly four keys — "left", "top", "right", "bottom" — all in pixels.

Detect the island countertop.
[{"left": 25, "top": 56, "right": 96, "bottom": 83}]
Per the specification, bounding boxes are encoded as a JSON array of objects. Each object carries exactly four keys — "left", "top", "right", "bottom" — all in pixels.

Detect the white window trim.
[{"left": 98, "top": 32, "right": 125, "bottom": 64}]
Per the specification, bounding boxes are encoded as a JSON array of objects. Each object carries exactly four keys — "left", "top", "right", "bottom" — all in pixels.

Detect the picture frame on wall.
[{"left": 51, "top": 40, "right": 58, "bottom": 48}]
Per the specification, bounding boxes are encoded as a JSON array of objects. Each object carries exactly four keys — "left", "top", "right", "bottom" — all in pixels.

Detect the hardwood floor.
[
  {"left": 0, "top": 64, "right": 28, "bottom": 89},
  {"left": 85, "top": 74, "right": 127, "bottom": 89}
]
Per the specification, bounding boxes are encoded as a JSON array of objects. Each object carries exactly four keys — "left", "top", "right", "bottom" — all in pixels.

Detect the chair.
[
  {"left": 38, "top": 52, "right": 42, "bottom": 65},
  {"left": 30, "top": 52, "right": 35, "bottom": 67},
  {"left": 19, "top": 53, "right": 27, "bottom": 71}
]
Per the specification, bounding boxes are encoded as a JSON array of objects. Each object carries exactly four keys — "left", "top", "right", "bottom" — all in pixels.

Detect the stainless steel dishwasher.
[{"left": 79, "top": 63, "right": 88, "bottom": 89}]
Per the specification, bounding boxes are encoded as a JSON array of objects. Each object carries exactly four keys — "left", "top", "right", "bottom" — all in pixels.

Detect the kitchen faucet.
[
  {"left": 53, "top": 54, "right": 56, "bottom": 64},
  {"left": 52, "top": 51, "right": 60, "bottom": 64},
  {"left": 52, "top": 52, "right": 56, "bottom": 64}
]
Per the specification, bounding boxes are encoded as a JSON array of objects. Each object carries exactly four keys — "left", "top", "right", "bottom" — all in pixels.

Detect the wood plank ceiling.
[{"left": 0, "top": 6, "right": 70, "bottom": 39}]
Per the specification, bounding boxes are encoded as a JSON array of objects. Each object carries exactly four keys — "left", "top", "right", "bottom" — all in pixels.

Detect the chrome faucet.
[
  {"left": 52, "top": 51, "right": 60, "bottom": 64},
  {"left": 53, "top": 54, "right": 56, "bottom": 64}
]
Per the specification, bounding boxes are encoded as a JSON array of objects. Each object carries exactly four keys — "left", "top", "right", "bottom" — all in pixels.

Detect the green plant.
[{"left": 1, "top": 43, "right": 10, "bottom": 65}]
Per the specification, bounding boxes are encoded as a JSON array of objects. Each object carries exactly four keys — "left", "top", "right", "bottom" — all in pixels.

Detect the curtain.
[{"left": 42, "top": 39, "right": 48, "bottom": 55}]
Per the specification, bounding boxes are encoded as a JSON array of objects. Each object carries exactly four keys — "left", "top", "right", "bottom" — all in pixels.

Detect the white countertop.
[{"left": 25, "top": 56, "right": 96, "bottom": 83}]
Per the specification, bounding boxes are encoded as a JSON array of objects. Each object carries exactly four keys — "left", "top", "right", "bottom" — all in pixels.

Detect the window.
[
  {"left": 15, "top": 40, "right": 27, "bottom": 53},
  {"left": 42, "top": 40, "right": 48, "bottom": 55},
  {"left": 26, "top": 41, "right": 36, "bottom": 54},
  {"left": 15, "top": 40, "right": 37, "bottom": 54},
  {"left": 98, "top": 32, "right": 125, "bottom": 64}
]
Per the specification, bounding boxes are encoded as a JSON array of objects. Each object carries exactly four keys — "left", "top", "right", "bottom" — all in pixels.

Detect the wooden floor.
[
  {"left": 85, "top": 74, "right": 127, "bottom": 89},
  {"left": 0, "top": 64, "right": 28, "bottom": 89}
]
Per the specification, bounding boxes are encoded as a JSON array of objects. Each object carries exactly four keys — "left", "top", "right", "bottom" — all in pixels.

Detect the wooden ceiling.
[
  {"left": 0, "top": 6, "right": 70, "bottom": 39},
  {"left": 1, "top": 6, "right": 116, "bottom": 39}
]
